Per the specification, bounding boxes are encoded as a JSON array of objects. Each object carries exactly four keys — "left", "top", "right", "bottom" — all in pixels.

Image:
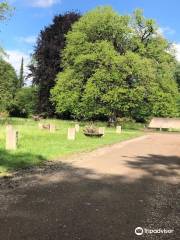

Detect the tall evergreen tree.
[
  {"left": 29, "top": 11, "right": 81, "bottom": 116},
  {"left": 19, "top": 57, "right": 24, "bottom": 88}
]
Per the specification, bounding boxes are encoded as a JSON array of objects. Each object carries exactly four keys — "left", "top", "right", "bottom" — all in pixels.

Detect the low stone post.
[
  {"left": 38, "top": 123, "right": 43, "bottom": 129},
  {"left": 99, "top": 127, "right": 105, "bottom": 136},
  {"left": 68, "top": 128, "right": 76, "bottom": 140},
  {"left": 6, "top": 125, "right": 13, "bottom": 132},
  {"left": 75, "top": 124, "right": 80, "bottom": 133},
  {"left": 6, "top": 125, "right": 18, "bottom": 150},
  {"left": 116, "top": 126, "right": 122, "bottom": 134},
  {"left": 50, "top": 124, "right": 56, "bottom": 133}
]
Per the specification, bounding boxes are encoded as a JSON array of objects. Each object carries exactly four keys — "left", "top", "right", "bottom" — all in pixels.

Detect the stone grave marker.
[
  {"left": 38, "top": 123, "right": 50, "bottom": 130},
  {"left": 68, "top": 128, "right": 76, "bottom": 140},
  {"left": 38, "top": 123, "right": 43, "bottom": 129},
  {"left": 6, "top": 125, "right": 18, "bottom": 150},
  {"left": 75, "top": 124, "right": 80, "bottom": 132},
  {"left": 6, "top": 125, "right": 13, "bottom": 132},
  {"left": 98, "top": 127, "right": 105, "bottom": 136},
  {"left": 116, "top": 126, "right": 122, "bottom": 134},
  {"left": 50, "top": 124, "right": 56, "bottom": 133}
]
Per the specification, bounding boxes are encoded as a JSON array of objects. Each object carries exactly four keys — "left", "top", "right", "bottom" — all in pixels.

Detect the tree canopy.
[
  {"left": 0, "top": 1, "right": 11, "bottom": 21},
  {"left": 29, "top": 11, "right": 81, "bottom": 116},
  {"left": 0, "top": 59, "right": 18, "bottom": 111},
  {"left": 0, "top": 1, "right": 13, "bottom": 58},
  {"left": 8, "top": 87, "right": 38, "bottom": 117},
  {"left": 51, "top": 7, "right": 179, "bottom": 121}
]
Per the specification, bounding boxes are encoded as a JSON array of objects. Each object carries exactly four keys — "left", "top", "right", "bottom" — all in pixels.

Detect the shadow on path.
[
  {"left": 0, "top": 154, "right": 179, "bottom": 240},
  {"left": 0, "top": 149, "right": 46, "bottom": 173}
]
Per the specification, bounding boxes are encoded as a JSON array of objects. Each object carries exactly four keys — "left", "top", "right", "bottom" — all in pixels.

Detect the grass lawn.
[{"left": 0, "top": 118, "right": 143, "bottom": 175}]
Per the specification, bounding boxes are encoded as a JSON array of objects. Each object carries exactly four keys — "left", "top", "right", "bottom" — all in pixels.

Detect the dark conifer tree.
[{"left": 19, "top": 57, "right": 24, "bottom": 88}]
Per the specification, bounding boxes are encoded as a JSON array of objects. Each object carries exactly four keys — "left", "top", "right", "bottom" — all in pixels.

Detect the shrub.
[
  {"left": 83, "top": 124, "right": 99, "bottom": 134},
  {"left": 8, "top": 87, "right": 38, "bottom": 118},
  {"left": 0, "top": 59, "right": 18, "bottom": 112}
]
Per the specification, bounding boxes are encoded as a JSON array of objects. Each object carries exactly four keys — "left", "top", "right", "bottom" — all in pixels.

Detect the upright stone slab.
[
  {"left": 39, "top": 123, "right": 50, "bottom": 130},
  {"left": 98, "top": 127, "right": 105, "bottom": 136},
  {"left": 116, "top": 126, "right": 122, "bottom": 134},
  {"left": 50, "top": 124, "right": 56, "bottom": 133},
  {"left": 6, "top": 126, "right": 18, "bottom": 150},
  {"left": 68, "top": 128, "right": 76, "bottom": 140},
  {"left": 75, "top": 124, "right": 80, "bottom": 133},
  {"left": 6, "top": 125, "right": 13, "bottom": 132},
  {"left": 38, "top": 123, "right": 43, "bottom": 129}
]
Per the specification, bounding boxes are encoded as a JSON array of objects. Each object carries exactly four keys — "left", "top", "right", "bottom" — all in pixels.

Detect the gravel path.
[{"left": 0, "top": 133, "right": 179, "bottom": 240}]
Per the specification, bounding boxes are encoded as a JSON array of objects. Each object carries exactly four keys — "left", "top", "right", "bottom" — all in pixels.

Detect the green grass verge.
[{"left": 0, "top": 118, "right": 143, "bottom": 175}]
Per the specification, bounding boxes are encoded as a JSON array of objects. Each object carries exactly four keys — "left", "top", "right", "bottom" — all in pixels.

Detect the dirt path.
[{"left": 0, "top": 133, "right": 180, "bottom": 240}]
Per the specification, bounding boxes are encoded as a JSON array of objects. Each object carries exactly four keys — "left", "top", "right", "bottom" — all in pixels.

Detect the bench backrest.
[{"left": 149, "top": 118, "right": 180, "bottom": 129}]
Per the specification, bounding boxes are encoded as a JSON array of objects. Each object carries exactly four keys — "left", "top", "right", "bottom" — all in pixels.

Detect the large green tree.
[
  {"left": 29, "top": 11, "right": 81, "bottom": 116},
  {"left": 51, "top": 7, "right": 178, "bottom": 121},
  {"left": 0, "top": 59, "right": 18, "bottom": 111}
]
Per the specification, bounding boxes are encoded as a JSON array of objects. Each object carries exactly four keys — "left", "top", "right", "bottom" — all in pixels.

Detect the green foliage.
[
  {"left": 0, "top": 59, "right": 18, "bottom": 111},
  {"left": 0, "top": 1, "right": 12, "bottom": 21},
  {"left": 150, "top": 91, "right": 178, "bottom": 117},
  {"left": 18, "top": 57, "right": 24, "bottom": 88},
  {"left": 0, "top": 1, "right": 13, "bottom": 57},
  {"left": 175, "top": 63, "right": 180, "bottom": 89},
  {"left": 52, "top": 7, "right": 179, "bottom": 121},
  {"left": 29, "top": 12, "right": 81, "bottom": 116},
  {"left": 8, "top": 87, "right": 38, "bottom": 117}
]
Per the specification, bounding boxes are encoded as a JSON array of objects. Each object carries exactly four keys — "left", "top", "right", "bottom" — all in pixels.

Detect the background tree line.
[
  {"left": 0, "top": 1, "right": 80, "bottom": 118},
  {"left": 0, "top": 0, "right": 37, "bottom": 118},
  {"left": 1, "top": 3, "right": 180, "bottom": 122}
]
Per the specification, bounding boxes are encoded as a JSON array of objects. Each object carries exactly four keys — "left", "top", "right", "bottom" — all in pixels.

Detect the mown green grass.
[{"left": 0, "top": 118, "right": 143, "bottom": 175}]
